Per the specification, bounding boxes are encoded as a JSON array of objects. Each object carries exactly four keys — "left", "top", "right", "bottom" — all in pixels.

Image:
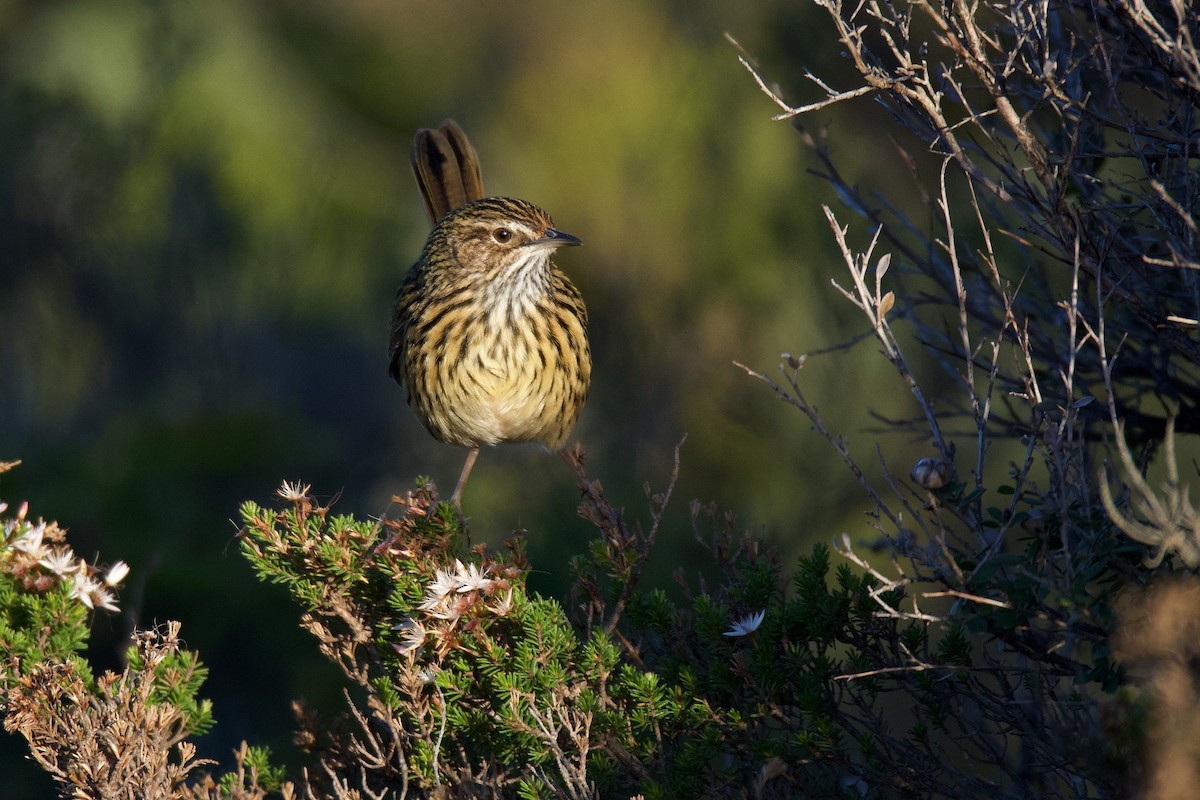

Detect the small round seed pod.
[{"left": 911, "top": 457, "right": 953, "bottom": 490}]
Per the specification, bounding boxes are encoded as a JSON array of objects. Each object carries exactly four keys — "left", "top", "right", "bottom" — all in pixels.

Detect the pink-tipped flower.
[{"left": 392, "top": 617, "right": 427, "bottom": 655}]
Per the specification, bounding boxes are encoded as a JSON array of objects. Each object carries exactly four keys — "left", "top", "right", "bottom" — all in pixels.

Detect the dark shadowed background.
[{"left": 0, "top": 2, "right": 944, "bottom": 795}]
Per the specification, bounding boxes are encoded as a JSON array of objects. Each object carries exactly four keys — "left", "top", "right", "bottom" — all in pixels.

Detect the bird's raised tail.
[{"left": 411, "top": 119, "right": 485, "bottom": 225}]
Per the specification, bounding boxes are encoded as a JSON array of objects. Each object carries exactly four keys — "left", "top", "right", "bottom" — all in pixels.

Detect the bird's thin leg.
[{"left": 449, "top": 447, "right": 480, "bottom": 508}]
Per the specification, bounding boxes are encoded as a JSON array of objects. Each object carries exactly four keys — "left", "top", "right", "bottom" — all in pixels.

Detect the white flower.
[
  {"left": 14, "top": 522, "right": 47, "bottom": 557},
  {"left": 392, "top": 617, "right": 427, "bottom": 654},
  {"left": 419, "top": 566, "right": 461, "bottom": 613},
  {"left": 90, "top": 586, "right": 120, "bottom": 613},
  {"left": 39, "top": 548, "right": 79, "bottom": 577},
  {"left": 488, "top": 587, "right": 515, "bottom": 616},
  {"left": 105, "top": 560, "right": 130, "bottom": 587},
  {"left": 277, "top": 480, "right": 311, "bottom": 502},
  {"left": 69, "top": 571, "right": 102, "bottom": 610},
  {"left": 426, "top": 596, "right": 468, "bottom": 621},
  {"left": 454, "top": 560, "right": 492, "bottom": 593},
  {"left": 419, "top": 667, "right": 439, "bottom": 685},
  {"left": 723, "top": 609, "right": 766, "bottom": 637}
]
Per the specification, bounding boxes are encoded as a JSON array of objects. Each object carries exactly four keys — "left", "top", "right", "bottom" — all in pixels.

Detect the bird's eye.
[{"left": 492, "top": 228, "right": 513, "bottom": 244}]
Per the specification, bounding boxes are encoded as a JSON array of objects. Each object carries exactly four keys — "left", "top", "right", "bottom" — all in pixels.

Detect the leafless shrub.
[
  {"left": 735, "top": 0, "right": 1198, "bottom": 442},
  {"left": 731, "top": 0, "right": 1199, "bottom": 795}
]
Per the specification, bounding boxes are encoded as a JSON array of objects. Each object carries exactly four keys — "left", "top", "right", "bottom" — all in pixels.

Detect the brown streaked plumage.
[{"left": 390, "top": 121, "right": 591, "bottom": 507}]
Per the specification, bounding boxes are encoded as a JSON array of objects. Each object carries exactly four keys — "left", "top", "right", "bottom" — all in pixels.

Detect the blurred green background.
[{"left": 1, "top": 1, "right": 935, "bottom": 794}]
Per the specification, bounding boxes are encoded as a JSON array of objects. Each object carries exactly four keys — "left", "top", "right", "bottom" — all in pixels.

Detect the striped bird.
[{"left": 389, "top": 120, "right": 590, "bottom": 506}]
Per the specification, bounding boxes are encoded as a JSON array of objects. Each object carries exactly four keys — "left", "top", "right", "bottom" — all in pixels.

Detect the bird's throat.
[{"left": 479, "top": 251, "right": 552, "bottom": 322}]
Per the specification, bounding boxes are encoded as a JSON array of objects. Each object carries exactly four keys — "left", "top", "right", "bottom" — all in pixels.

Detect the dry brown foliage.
[{"left": 4, "top": 622, "right": 212, "bottom": 800}]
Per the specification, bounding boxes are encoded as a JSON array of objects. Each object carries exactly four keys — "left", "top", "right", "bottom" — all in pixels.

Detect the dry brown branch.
[{"left": 4, "top": 622, "right": 214, "bottom": 800}]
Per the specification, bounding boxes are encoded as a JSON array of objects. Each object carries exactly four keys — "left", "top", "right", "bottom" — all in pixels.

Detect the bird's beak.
[{"left": 528, "top": 228, "right": 582, "bottom": 249}]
